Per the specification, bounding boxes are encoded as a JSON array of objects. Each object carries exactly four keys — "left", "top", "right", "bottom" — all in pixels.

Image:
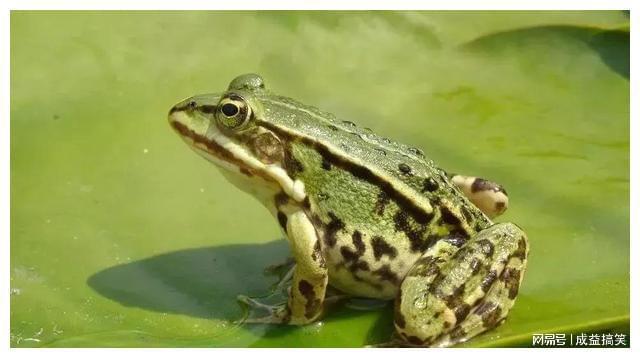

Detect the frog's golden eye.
[{"left": 216, "top": 94, "right": 252, "bottom": 129}]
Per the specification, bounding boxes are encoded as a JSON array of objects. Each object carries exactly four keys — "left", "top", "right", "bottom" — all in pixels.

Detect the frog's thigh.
[
  {"left": 451, "top": 174, "right": 508, "bottom": 219},
  {"left": 285, "top": 210, "right": 329, "bottom": 324},
  {"left": 395, "top": 223, "right": 529, "bottom": 347}
]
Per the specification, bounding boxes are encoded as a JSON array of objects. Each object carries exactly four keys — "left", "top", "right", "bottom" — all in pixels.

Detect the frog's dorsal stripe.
[
  {"left": 255, "top": 119, "right": 435, "bottom": 225},
  {"left": 262, "top": 97, "right": 428, "bottom": 164}
]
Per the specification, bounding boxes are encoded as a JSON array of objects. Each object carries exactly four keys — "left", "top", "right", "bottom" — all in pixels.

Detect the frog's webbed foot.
[
  {"left": 236, "top": 285, "right": 349, "bottom": 325},
  {"left": 450, "top": 174, "right": 508, "bottom": 219},
  {"left": 394, "top": 223, "right": 529, "bottom": 347},
  {"left": 236, "top": 295, "right": 291, "bottom": 324}
]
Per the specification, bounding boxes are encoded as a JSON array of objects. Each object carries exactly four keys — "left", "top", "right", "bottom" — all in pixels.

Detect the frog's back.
[{"left": 256, "top": 94, "right": 491, "bottom": 299}]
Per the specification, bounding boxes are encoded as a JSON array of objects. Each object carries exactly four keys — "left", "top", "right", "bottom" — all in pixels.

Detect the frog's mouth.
[
  {"left": 168, "top": 109, "right": 306, "bottom": 202},
  {"left": 169, "top": 119, "right": 254, "bottom": 174}
]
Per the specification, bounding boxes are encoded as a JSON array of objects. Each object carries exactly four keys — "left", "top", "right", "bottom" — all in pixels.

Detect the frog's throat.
[{"left": 170, "top": 120, "right": 306, "bottom": 202}]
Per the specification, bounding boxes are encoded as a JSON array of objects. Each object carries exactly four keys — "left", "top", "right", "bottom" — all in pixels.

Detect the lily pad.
[{"left": 10, "top": 11, "right": 629, "bottom": 347}]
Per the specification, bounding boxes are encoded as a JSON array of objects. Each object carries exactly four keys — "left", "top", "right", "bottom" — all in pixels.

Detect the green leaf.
[{"left": 10, "top": 11, "right": 629, "bottom": 347}]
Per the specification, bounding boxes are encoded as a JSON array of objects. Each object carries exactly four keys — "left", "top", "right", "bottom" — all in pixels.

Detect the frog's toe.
[
  {"left": 237, "top": 294, "right": 273, "bottom": 310},
  {"left": 236, "top": 295, "right": 291, "bottom": 324}
]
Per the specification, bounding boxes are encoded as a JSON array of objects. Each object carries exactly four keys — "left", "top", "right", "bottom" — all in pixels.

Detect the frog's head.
[{"left": 168, "top": 74, "right": 305, "bottom": 201}]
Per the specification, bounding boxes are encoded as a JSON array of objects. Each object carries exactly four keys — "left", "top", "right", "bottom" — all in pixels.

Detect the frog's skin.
[{"left": 168, "top": 74, "right": 529, "bottom": 347}]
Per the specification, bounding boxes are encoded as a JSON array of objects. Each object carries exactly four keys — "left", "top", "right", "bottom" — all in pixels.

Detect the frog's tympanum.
[{"left": 168, "top": 74, "right": 529, "bottom": 347}]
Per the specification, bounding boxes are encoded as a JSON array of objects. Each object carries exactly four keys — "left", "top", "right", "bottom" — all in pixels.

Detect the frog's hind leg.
[
  {"left": 394, "top": 223, "right": 529, "bottom": 347},
  {"left": 450, "top": 174, "right": 508, "bottom": 219}
]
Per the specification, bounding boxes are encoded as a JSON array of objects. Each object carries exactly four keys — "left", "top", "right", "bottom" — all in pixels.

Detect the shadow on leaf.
[{"left": 87, "top": 240, "right": 290, "bottom": 320}]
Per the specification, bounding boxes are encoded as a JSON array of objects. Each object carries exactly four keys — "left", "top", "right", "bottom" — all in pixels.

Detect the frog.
[{"left": 168, "top": 73, "right": 529, "bottom": 347}]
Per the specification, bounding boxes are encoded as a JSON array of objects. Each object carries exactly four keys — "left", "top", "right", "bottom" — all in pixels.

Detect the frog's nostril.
[{"left": 169, "top": 100, "right": 197, "bottom": 115}]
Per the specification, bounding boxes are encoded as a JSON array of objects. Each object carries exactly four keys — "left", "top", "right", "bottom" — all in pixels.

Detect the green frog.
[{"left": 168, "top": 73, "right": 529, "bottom": 347}]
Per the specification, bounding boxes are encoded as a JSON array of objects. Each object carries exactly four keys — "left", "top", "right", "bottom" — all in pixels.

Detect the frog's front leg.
[
  {"left": 394, "top": 223, "right": 529, "bottom": 347},
  {"left": 240, "top": 209, "right": 328, "bottom": 325},
  {"left": 450, "top": 174, "right": 508, "bottom": 219}
]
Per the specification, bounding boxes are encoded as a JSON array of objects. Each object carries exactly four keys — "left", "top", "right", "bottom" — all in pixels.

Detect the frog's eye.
[{"left": 216, "top": 94, "right": 252, "bottom": 129}]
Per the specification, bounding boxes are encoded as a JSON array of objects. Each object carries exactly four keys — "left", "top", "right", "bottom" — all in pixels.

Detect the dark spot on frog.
[
  {"left": 327, "top": 124, "right": 339, "bottom": 131},
  {"left": 495, "top": 201, "right": 506, "bottom": 212},
  {"left": 298, "top": 279, "right": 321, "bottom": 319},
  {"left": 352, "top": 231, "right": 365, "bottom": 255},
  {"left": 374, "top": 191, "right": 390, "bottom": 216},
  {"left": 371, "top": 236, "right": 398, "bottom": 260},
  {"left": 323, "top": 212, "right": 345, "bottom": 248},
  {"left": 471, "top": 178, "right": 507, "bottom": 195},
  {"left": 274, "top": 191, "right": 289, "bottom": 208},
  {"left": 340, "top": 231, "right": 366, "bottom": 263},
  {"left": 442, "top": 233, "right": 467, "bottom": 248},
  {"left": 277, "top": 211, "right": 287, "bottom": 230},
  {"left": 372, "top": 264, "right": 400, "bottom": 284},
  {"left": 443, "top": 283, "right": 466, "bottom": 311},
  {"left": 393, "top": 210, "right": 429, "bottom": 252},
  {"left": 421, "top": 177, "right": 439, "bottom": 192},
  {"left": 298, "top": 279, "right": 314, "bottom": 297},
  {"left": 283, "top": 147, "right": 304, "bottom": 178},
  {"left": 477, "top": 239, "right": 495, "bottom": 257},
  {"left": 340, "top": 246, "right": 359, "bottom": 262},
  {"left": 398, "top": 163, "right": 413, "bottom": 176},
  {"left": 301, "top": 197, "right": 311, "bottom": 210},
  {"left": 454, "top": 303, "right": 471, "bottom": 323},
  {"left": 321, "top": 157, "right": 332, "bottom": 170},
  {"left": 500, "top": 267, "right": 522, "bottom": 299},
  {"left": 239, "top": 167, "right": 253, "bottom": 177},
  {"left": 469, "top": 258, "right": 482, "bottom": 275},
  {"left": 480, "top": 270, "right": 497, "bottom": 292},
  {"left": 440, "top": 206, "right": 462, "bottom": 226},
  {"left": 509, "top": 237, "right": 528, "bottom": 260}
]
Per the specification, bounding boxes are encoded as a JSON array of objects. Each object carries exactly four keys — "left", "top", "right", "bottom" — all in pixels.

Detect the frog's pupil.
[{"left": 222, "top": 103, "right": 239, "bottom": 117}]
